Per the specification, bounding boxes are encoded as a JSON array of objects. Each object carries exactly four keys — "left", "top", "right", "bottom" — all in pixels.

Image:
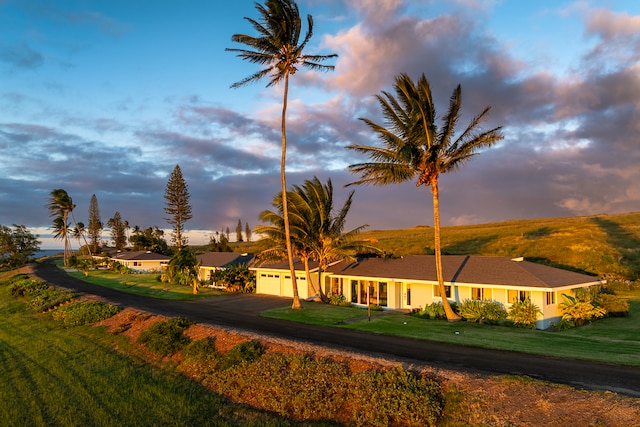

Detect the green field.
[{"left": 0, "top": 272, "right": 322, "bottom": 427}]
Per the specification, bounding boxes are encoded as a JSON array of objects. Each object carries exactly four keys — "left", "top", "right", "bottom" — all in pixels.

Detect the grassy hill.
[{"left": 232, "top": 212, "right": 640, "bottom": 279}]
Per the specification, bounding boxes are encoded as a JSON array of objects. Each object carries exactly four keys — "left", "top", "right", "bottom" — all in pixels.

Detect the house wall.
[
  {"left": 118, "top": 260, "right": 166, "bottom": 272},
  {"left": 255, "top": 269, "right": 310, "bottom": 299}
]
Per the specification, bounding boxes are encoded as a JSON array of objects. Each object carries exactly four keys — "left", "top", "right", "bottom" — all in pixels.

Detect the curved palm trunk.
[
  {"left": 431, "top": 180, "right": 461, "bottom": 321},
  {"left": 70, "top": 210, "right": 93, "bottom": 258},
  {"left": 281, "top": 72, "right": 301, "bottom": 309},
  {"left": 302, "top": 256, "right": 318, "bottom": 297},
  {"left": 62, "top": 211, "right": 71, "bottom": 266}
]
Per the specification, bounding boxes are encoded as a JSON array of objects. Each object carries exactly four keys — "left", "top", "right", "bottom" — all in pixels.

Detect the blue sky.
[{"left": 1, "top": 0, "right": 639, "bottom": 249}]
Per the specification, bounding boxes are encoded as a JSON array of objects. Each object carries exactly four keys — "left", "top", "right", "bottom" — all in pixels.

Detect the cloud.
[{"left": 0, "top": 43, "right": 44, "bottom": 69}]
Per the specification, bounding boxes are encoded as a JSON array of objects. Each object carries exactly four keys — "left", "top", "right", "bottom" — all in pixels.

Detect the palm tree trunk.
[
  {"left": 281, "top": 71, "right": 301, "bottom": 309},
  {"left": 431, "top": 179, "right": 461, "bottom": 321}
]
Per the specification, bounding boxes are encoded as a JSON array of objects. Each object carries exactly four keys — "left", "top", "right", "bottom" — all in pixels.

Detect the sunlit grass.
[
  {"left": 0, "top": 282, "right": 302, "bottom": 426},
  {"left": 62, "top": 265, "right": 223, "bottom": 300},
  {"left": 263, "top": 290, "right": 640, "bottom": 366}
]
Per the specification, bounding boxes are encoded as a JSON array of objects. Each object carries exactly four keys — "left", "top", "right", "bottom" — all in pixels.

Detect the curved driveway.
[{"left": 32, "top": 261, "right": 640, "bottom": 397}]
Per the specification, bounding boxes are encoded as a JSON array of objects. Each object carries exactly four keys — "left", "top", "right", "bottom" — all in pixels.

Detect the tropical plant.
[
  {"left": 87, "top": 194, "right": 103, "bottom": 253},
  {"left": 559, "top": 293, "right": 607, "bottom": 327},
  {"left": 129, "top": 226, "right": 170, "bottom": 255},
  {"left": 210, "top": 264, "right": 256, "bottom": 293},
  {"left": 458, "top": 299, "right": 507, "bottom": 324},
  {"left": 162, "top": 249, "right": 200, "bottom": 294},
  {"left": 597, "top": 293, "right": 629, "bottom": 317},
  {"left": 164, "top": 164, "right": 193, "bottom": 250},
  {"left": 347, "top": 73, "right": 503, "bottom": 321},
  {"left": 227, "top": 0, "right": 337, "bottom": 309},
  {"left": 256, "top": 177, "right": 369, "bottom": 300},
  {"left": 47, "top": 189, "right": 76, "bottom": 265},
  {"left": 71, "top": 221, "right": 87, "bottom": 254},
  {"left": 508, "top": 298, "right": 542, "bottom": 329}
]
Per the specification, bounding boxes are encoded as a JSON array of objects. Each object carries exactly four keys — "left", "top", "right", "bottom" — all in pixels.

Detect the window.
[
  {"left": 351, "top": 280, "right": 359, "bottom": 303},
  {"left": 546, "top": 291, "right": 556, "bottom": 305},
  {"left": 406, "top": 284, "right": 411, "bottom": 306},
  {"left": 434, "top": 285, "right": 451, "bottom": 298},
  {"left": 508, "top": 290, "right": 531, "bottom": 303},
  {"left": 378, "top": 282, "right": 388, "bottom": 307},
  {"left": 471, "top": 288, "right": 483, "bottom": 300}
]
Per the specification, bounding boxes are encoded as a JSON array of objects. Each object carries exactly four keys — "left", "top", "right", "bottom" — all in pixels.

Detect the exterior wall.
[
  {"left": 117, "top": 260, "right": 166, "bottom": 272},
  {"left": 255, "top": 269, "right": 310, "bottom": 299}
]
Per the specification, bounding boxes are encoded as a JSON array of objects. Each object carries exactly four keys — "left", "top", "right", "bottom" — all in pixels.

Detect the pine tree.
[
  {"left": 163, "top": 165, "right": 193, "bottom": 250},
  {"left": 245, "top": 222, "right": 252, "bottom": 242},
  {"left": 88, "top": 194, "right": 102, "bottom": 253},
  {"left": 236, "top": 219, "right": 243, "bottom": 242},
  {"left": 107, "top": 211, "right": 127, "bottom": 251}
]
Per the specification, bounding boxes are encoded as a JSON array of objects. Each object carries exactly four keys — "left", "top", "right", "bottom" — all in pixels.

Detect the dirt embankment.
[{"left": 98, "top": 306, "right": 640, "bottom": 427}]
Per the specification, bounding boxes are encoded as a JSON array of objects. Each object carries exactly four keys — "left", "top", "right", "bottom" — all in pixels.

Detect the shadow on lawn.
[
  {"left": 442, "top": 235, "right": 498, "bottom": 255},
  {"left": 591, "top": 217, "right": 640, "bottom": 278}
]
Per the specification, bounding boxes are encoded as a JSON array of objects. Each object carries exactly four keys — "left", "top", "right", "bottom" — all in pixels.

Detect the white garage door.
[{"left": 258, "top": 273, "right": 281, "bottom": 296}]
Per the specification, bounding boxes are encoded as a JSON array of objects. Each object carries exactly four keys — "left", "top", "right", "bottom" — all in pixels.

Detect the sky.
[{"left": 1, "top": 0, "right": 639, "bottom": 249}]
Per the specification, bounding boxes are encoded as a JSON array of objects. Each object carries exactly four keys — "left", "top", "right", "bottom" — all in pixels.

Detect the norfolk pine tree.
[
  {"left": 164, "top": 165, "right": 193, "bottom": 250},
  {"left": 88, "top": 194, "right": 102, "bottom": 253}
]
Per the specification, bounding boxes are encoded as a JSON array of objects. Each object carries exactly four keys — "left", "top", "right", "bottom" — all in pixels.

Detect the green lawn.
[
  {"left": 63, "top": 266, "right": 223, "bottom": 300},
  {"left": 0, "top": 275, "right": 321, "bottom": 427},
  {"left": 262, "top": 291, "right": 640, "bottom": 366}
]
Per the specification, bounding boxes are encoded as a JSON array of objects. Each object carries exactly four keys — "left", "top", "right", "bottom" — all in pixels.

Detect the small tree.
[
  {"left": 107, "top": 211, "right": 127, "bottom": 251},
  {"left": 164, "top": 165, "right": 193, "bottom": 250},
  {"left": 236, "top": 219, "right": 243, "bottom": 242},
  {"left": 560, "top": 293, "right": 607, "bottom": 327},
  {"left": 87, "top": 194, "right": 102, "bottom": 253},
  {"left": 245, "top": 222, "right": 252, "bottom": 242},
  {"left": 163, "top": 249, "right": 200, "bottom": 294},
  {"left": 0, "top": 224, "right": 41, "bottom": 269}
]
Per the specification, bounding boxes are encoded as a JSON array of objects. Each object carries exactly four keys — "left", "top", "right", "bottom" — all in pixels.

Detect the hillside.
[{"left": 232, "top": 212, "right": 640, "bottom": 279}]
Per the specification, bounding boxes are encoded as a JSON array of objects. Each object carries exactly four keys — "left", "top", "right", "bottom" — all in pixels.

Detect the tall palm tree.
[
  {"left": 347, "top": 73, "right": 504, "bottom": 321},
  {"left": 227, "top": 0, "right": 337, "bottom": 309},
  {"left": 47, "top": 188, "right": 76, "bottom": 266},
  {"left": 71, "top": 222, "right": 86, "bottom": 254}
]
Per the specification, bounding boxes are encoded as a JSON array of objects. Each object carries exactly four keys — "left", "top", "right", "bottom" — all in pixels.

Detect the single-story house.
[
  {"left": 196, "top": 252, "right": 254, "bottom": 283},
  {"left": 110, "top": 250, "right": 170, "bottom": 273},
  {"left": 253, "top": 255, "right": 603, "bottom": 329},
  {"left": 252, "top": 258, "right": 338, "bottom": 299}
]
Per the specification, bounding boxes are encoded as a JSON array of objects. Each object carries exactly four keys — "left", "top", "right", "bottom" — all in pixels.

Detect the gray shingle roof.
[
  {"left": 328, "top": 255, "right": 600, "bottom": 289},
  {"left": 112, "top": 251, "right": 170, "bottom": 261},
  {"left": 197, "top": 252, "right": 254, "bottom": 268}
]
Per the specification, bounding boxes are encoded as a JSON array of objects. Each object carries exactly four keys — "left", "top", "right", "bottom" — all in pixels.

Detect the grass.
[
  {"left": 262, "top": 290, "right": 640, "bottom": 366},
  {"left": 0, "top": 274, "right": 323, "bottom": 426},
  {"left": 63, "top": 265, "right": 223, "bottom": 300}
]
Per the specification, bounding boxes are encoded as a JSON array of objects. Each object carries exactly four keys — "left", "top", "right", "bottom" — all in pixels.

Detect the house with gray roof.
[
  {"left": 253, "top": 255, "right": 603, "bottom": 329},
  {"left": 110, "top": 250, "right": 170, "bottom": 273},
  {"left": 196, "top": 252, "right": 254, "bottom": 283}
]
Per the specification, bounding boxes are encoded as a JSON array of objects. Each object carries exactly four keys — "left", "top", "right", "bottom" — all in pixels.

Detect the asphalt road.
[{"left": 31, "top": 260, "right": 640, "bottom": 397}]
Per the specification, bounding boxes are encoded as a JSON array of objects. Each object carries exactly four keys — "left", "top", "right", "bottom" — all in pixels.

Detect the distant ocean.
[{"left": 34, "top": 249, "right": 64, "bottom": 258}]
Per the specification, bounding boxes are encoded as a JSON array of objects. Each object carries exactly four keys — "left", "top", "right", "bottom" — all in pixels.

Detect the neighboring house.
[
  {"left": 197, "top": 252, "right": 254, "bottom": 283},
  {"left": 252, "top": 258, "right": 338, "bottom": 299},
  {"left": 253, "top": 255, "right": 603, "bottom": 329},
  {"left": 110, "top": 250, "right": 170, "bottom": 273}
]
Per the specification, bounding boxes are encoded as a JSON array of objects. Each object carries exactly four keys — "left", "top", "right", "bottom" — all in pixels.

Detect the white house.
[
  {"left": 196, "top": 252, "right": 254, "bottom": 283},
  {"left": 109, "top": 250, "right": 170, "bottom": 273},
  {"left": 253, "top": 255, "right": 603, "bottom": 329}
]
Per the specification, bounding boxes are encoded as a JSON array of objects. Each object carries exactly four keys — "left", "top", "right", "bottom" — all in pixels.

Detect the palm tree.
[
  {"left": 347, "top": 73, "right": 504, "bottom": 321},
  {"left": 256, "top": 177, "right": 369, "bottom": 300},
  {"left": 71, "top": 222, "right": 86, "bottom": 254},
  {"left": 227, "top": 0, "right": 337, "bottom": 309},
  {"left": 47, "top": 189, "right": 75, "bottom": 266}
]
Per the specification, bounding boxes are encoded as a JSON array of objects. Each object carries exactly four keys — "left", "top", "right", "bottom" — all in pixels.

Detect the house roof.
[
  {"left": 251, "top": 258, "right": 346, "bottom": 273},
  {"left": 112, "top": 251, "right": 170, "bottom": 261},
  {"left": 197, "top": 252, "right": 254, "bottom": 268},
  {"left": 327, "top": 255, "right": 601, "bottom": 290}
]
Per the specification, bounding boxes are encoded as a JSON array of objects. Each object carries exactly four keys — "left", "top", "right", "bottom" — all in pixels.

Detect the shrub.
[
  {"left": 459, "top": 300, "right": 507, "bottom": 324},
  {"left": 369, "top": 304, "right": 384, "bottom": 311},
  {"left": 27, "top": 287, "right": 75, "bottom": 312},
  {"left": 137, "top": 317, "right": 194, "bottom": 357},
  {"left": 201, "top": 353, "right": 443, "bottom": 426},
  {"left": 215, "top": 339, "right": 264, "bottom": 370},
  {"left": 560, "top": 294, "right": 606, "bottom": 327},
  {"left": 52, "top": 301, "right": 122, "bottom": 327},
  {"left": 7, "top": 275, "right": 48, "bottom": 296},
  {"left": 350, "top": 367, "right": 444, "bottom": 427},
  {"left": 597, "top": 293, "right": 630, "bottom": 317},
  {"left": 508, "top": 299, "right": 541, "bottom": 329},
  {"left": 182, "top": 337, "right": 218, "bottom": 362}
]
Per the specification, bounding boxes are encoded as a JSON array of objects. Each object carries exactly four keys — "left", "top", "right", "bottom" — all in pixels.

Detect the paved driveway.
[{"left": 31, "top": 260, "right": 640, "bottom": 397}]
